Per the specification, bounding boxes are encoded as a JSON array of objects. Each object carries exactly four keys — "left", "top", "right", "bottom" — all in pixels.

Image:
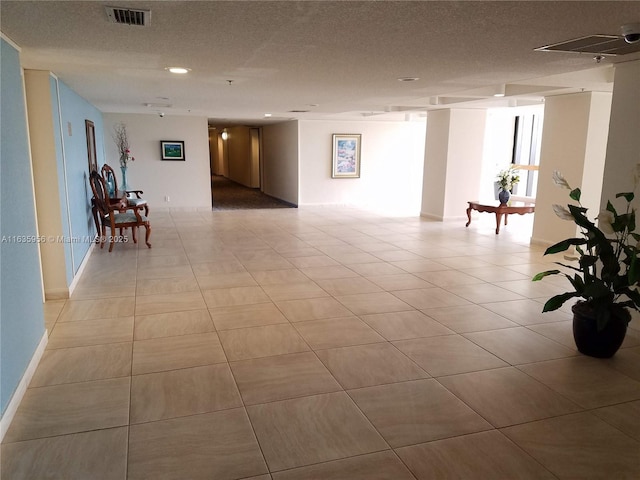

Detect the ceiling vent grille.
[
  {"left": 535, "top": 35, "right": 640, "bottom": 56},
  {"left": 105, "top": 6, "right": 150, "bottom": 26}
]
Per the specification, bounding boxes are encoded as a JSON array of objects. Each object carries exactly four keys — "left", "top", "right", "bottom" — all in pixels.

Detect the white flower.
[
  {"left": 552, "top": 171, "right": 571, "bottom": 190},
  {"left": 552, "top": 204, "right": 574, "bottom": 221},
  {"left": 596, "top": 210, "right": 615, "bottom": 234}
]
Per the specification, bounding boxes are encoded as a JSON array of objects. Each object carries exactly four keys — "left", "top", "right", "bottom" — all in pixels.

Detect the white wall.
[
  {"left": 421, "top": 110, "right": 450, "bottom": 218},
  {"left": 102, "top": 114, "right": 211, "bottom": 210},
  {"left": 601, "top": 60, "right": 640, "bottom": 213},
  {"left": 227, "top": 126, "right": 252, "bottom": 187},
  {"left": 299, "top": 120, "right": 426, "bottom": 215},
  {"left": 532, "top": 92, "right": 611, "bottom": 246},
  {"left": 24, "top": 70, "right": 67, "bottom": 298},
  {"left": 262, "top": 121, "right": 299, "bottom": 205},
  {"left": 421, "top": 109, "right": 487, "bottom": 220}
]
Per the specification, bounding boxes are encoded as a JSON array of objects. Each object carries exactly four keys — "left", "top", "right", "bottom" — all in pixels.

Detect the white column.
[
  {"left": 601, "top": 60, "right": 640, "bottom": 212},
  {"left": 531, "top": 91, "right": 612, "bottom": 246},
  {"left": 421, "top": 108, "right": 487, "bottom": 220},
  {"left": 24, "top": 70, "right": 70, "bottom": 299}
]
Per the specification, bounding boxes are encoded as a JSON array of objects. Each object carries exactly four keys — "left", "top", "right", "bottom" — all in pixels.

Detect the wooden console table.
[{"left": 466, "top": 201, "right": 535, "bottom": 234}]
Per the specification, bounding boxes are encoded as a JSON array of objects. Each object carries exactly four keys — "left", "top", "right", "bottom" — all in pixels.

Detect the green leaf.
[
  {"left": 583, "top": 282, "right": 613, "bottom": 300},
  {"left": 579, "top": 255, "right": 598, "bottom": 268},
  {"left": 532, "top": 270, "right": 560, "bottom": 282},
  {"left": 569, "top": 188, "right": 581, "bottom": 202},
  {"left": 552, "top": 261, "right": 582, "bottom": 273},
  {"left": 621, "top": 288, "right": 640, "bottom": 310},
  {"left": 606, "top": 201, "right": 618, "bottom": 216},
  {"left": 573, "top": 274, "right": 585, "bottom": 292},
  {"left": 616, "top": 192, "right": 635, "bottom": 202},
  {"left": 544, "top": 238, "right": 587, "bottom": 255},
  {"left": 629, "top": 256, "right": 640, "bottom": 285},
  {"left": 542, "top": 292, "right": 578, "bottom": 312}
]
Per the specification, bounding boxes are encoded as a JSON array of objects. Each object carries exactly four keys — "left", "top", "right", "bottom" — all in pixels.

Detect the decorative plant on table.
[
  {"left": 496, "top": 165, "right": 520, "bottom": 204},
  {"left": 533, "top": 169, "right": 640, "bottom": 357},
  {"left": 113, "top": 123, "right": 135, "bottom": 190}
]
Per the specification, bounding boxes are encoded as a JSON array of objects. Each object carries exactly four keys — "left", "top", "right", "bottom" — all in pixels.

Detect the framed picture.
[
  {"left": 161, "top": 140, "right": 185, "bottom": 161},
  {"left": 85, "top": 120, "right": 97, "bottom": 173},
  {"left": 332, "top": 134, "right": 361, "bottom": 178}
]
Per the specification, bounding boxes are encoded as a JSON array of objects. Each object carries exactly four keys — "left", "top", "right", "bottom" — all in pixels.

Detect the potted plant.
[
  {"left": 496, "top": 165, "right": 520, "bottom": 204},
  {"left": 533, "top": 170, "right": 640, "bottom": 357}
]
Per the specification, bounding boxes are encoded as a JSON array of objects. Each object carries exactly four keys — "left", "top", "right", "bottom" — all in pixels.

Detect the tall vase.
[
  {"left": 498, "top": 189, "right": 510, "bottom": 205},
  {"left": 120, "top": 166, "right": 129, "bottom": 191}
]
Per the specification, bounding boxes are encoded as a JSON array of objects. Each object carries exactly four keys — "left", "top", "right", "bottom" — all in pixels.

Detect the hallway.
[{"left": 212, "top": 175, "right": 294, "bottom": 211}]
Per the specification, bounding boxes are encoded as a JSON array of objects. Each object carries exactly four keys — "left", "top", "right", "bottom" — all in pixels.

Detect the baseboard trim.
[
  {"left": 44, "top": 288, "right": 69, "bottom": 300},
  {"left": 530, "top": 237, "right": 555, "bottom": 248},
  {"left": 0, "top": 330, "right": 48, "bottom": 442},
  {"left": 43, "top": 242, "right": 95, "bottom": 300},
  {"left": 68, "top": 242, "right": 95, "bottom": 297},
  {"left": 153, "top": 206, "right": 212, "bottom": 213},
  {"left": 420, "top": 212, "right": 443, "bottom": 221}
]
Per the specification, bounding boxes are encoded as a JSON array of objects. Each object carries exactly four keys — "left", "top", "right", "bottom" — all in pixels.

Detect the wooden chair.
[
  {"left": 101, "top": 164, "right": 149, "bottom": 216},
  {"left": 90, "top": 170, "right": 151, "bottom": 252}
]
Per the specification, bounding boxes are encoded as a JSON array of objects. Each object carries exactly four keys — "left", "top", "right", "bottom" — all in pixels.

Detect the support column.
[
  {"left": 601, "top": 60, "right": 640, "bottom": 211},
  {"left": 421, "top": 108, "right": 487, "bottom": 220},
  {"left": 24, "top": 70, "right": 72, "bottom": 299},
  {"left": 531, "top": 91, "right": 612, "bottom": 246}
]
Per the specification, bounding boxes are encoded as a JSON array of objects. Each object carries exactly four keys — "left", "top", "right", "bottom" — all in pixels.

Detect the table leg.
[
  {"left": 504, "top": 214, "right": 509, "bottom": 226},
  {"left": 495, "top": 212, "right": 503, "bottom": 234},
  {"left": 466, "top": 207, "right": 472, "bottom": 227}
]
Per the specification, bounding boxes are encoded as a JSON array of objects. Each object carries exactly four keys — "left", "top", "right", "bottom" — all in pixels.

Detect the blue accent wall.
[
  {"left": 56, "top": 81, "right": 105, "bottom": 275},
  {"left": 0, "top": 39, "right": 46, "bottom": 415},
  {"left": 49, "top": 76, "right": 73, "bottom": 285}
]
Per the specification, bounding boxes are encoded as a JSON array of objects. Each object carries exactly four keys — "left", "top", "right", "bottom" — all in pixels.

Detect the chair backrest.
[
  {"left": 101, "top": 164, "right": 118, "bottom": 197},
  {"left": 89, "top": 170, "right": 110, "bottom": 217}
]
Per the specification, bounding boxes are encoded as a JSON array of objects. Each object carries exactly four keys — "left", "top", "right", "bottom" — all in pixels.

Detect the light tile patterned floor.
[{"left": 3, "top": 207, "right": 640, "bottom": 479}]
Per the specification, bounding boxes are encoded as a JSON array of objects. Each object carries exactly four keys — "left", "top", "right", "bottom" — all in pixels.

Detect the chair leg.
[
  {"left": 100, "top": 224, "right": 106, "bottom": 249},
  {"left": 108, "top": 231, "right": 115, "bottom": 252},
  {"left": 132, "top": 226, "right": 138, "bottom": 244},
  {"left": 145, "top": 223, "right": 151, "bottom": 248}
]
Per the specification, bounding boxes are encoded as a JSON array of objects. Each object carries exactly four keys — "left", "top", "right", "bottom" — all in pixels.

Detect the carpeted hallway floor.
[{"left": 212, "top": 175, "right": 295, "bottom": 210}]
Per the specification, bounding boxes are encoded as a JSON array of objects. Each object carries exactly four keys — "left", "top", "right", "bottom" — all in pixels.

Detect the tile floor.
[{"left": 2, "top": 207, "right": 640, "bottom": 479}]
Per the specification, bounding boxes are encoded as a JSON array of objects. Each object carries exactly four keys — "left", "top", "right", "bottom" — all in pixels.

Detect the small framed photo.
[
  {"left": 332, "top": 134, "right": 361, "bottom": 178},
  {"left": 161, "top": 140, "right": 185, "bottom": 161}
]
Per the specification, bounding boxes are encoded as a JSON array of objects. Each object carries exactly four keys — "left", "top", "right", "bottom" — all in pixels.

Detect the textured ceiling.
[{"left": 1, "top": 1, "right": 639, "bottom": 125}]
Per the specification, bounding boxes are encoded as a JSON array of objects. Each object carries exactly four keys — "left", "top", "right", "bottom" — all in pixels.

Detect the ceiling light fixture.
[
  {"left": 264, "top": 113, "right": 272, "bottom": 117},
  {"left": 493, "top": 84, "right": 506, "bottom": 97},
  {"left": 221, "top": 129, "right": 229, "bottom": 140},
  {"left": 398, "top": 77, "right": 419, "bottom": 82},
  {"left": 166, "top": 67, "right": 190, "bottom": 74}
]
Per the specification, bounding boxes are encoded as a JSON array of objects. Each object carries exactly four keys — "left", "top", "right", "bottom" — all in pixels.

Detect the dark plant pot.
[
  {"left": 498, "top": 189, "right": 510, "bottom": 204},
  {"left": 571, "top": 302, "right": 629, "bottom": 358}
]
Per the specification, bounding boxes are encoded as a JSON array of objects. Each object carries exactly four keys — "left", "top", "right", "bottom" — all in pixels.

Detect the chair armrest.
[
  {"left": 107, "top": 195, "right": 128, "bottom": 212},
  {"left": 126, "top": 190, "right": 144, "bottom": 198}
]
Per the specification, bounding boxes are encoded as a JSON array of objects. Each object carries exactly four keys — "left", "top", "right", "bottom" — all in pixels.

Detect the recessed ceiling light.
[
  {"left": 398, "top": 77, "right": 419, "bottom": 82},
  {"left": 493, "top": 93, "right": 505, "bottom": 97},
  {"left": 264, "top": 113, "right": 272, "bottom": 117},
  {"left": 166, "top": 67, "right": 190, "bottom": 74}
]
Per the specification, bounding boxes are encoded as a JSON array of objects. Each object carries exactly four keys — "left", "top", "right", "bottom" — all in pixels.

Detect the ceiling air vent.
[
  {"left": 105, "top": 6, "right": 150, "bottom": 26},
  {"left": 535, "top": 35, "right": 640, "bottom": 56}
]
